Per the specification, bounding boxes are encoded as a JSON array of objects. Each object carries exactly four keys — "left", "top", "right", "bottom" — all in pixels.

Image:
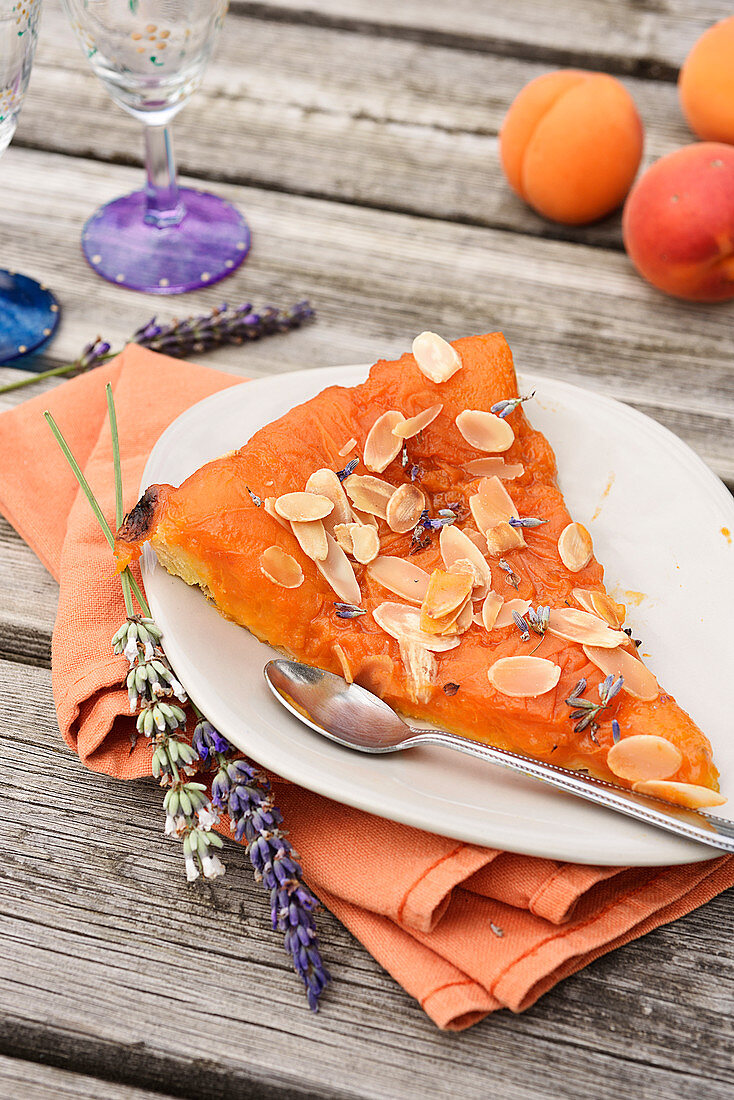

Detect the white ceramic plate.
[{"left": 141, "top": 365, "right": 734, "bottom": 866}]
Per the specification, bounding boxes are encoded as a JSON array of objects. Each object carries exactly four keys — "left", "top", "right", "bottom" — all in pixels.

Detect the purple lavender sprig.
[
  {"left": 209, "top": 746, "right": 329, "bottom": 1011},
  {"left": 132, "top": 300, "right": 315, "bottom": 358},
  {"left": 0, "top": 301, "right": 315, "bottom": 396}
]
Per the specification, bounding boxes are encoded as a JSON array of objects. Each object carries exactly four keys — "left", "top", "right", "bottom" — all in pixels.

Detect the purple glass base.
[
  {"left": 81, "top": 187, "right": 251, "bottom": 294},
  {"left": 0, "top": 270, "right": 61, "bottom": 367}
]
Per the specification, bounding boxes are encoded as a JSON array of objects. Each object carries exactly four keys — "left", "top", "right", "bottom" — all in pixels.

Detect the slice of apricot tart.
[{"left": 115, "top": 331, "right": 723, "bottom": 809}]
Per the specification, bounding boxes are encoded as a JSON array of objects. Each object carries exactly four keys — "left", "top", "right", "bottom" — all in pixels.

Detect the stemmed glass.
[
  {"left": 62, "top": 0, "right": 251, "bottom": 294},
  {"left": 0, "top": 0, "right": 61, "bottom": 365}
]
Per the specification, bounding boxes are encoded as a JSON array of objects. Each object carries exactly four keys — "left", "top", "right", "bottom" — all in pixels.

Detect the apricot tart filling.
[{"left": 115, "top": 332, "right": 722, "bottom": 809}]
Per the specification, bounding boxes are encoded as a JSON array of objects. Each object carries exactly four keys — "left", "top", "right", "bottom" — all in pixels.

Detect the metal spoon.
[{"left": 264, "top": 658, "right": 734, "bottom": 854}]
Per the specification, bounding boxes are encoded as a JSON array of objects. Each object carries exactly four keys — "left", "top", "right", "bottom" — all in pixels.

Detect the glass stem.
[{"left": 143, "top": 124, "right": 184, "bottom": 228}]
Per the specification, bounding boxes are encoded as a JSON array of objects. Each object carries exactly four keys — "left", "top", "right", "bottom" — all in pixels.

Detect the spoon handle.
[{"left": 409, "top": 728, "right": 734, "bottom": 854}]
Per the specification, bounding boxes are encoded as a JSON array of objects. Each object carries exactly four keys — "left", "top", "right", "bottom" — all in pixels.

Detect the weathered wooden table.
[{"left": 1, "top": 1, "right": 733, "bottom": 1096}]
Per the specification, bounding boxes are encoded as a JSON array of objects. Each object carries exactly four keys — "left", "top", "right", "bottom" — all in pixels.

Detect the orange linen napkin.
[{"left": 1, "top": 344, "right": 732, "bottom": 1031}]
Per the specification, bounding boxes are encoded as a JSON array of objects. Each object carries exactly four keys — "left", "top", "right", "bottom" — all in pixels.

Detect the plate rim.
[{"left": 141, "top": 364, "right": 734, "bottom": 866}]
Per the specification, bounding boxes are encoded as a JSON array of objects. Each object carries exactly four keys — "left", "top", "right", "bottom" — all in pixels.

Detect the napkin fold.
[{"left": 1, "top": 344, "right": 731, "bottom": 1030}]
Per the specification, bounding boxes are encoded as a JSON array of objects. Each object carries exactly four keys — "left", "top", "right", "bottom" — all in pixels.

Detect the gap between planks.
[
  {"left": 227, "top": 0, "right": 727, "bottom": 79},
  {"left": 0, "top": 1054, "right": 179, "bottom": 1100}
]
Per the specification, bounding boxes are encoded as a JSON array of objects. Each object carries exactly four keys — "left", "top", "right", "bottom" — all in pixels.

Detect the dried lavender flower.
[
  {"left": 490, "top": 392, "right": 536, "bottom": 419},
  {"left": 564, "top": 674, "right": 624, "bottom": 742},
  {"left": 512, "top": 610, "right": 530, "bottom": 642},
  {"left": 334, "top": 602, "right": 367, "bottom": 618},
  {"left": 508, "top": 516, "right": 547, "bottom": 529},
  {"left": 336, "top": 457, "right": 359, "bottom": 482},
  {"left": 527, "top": 605, "right": 550, "bottom": 636},
  {"left": 498, "top": 558, "right": 520, "bottom": 590}
]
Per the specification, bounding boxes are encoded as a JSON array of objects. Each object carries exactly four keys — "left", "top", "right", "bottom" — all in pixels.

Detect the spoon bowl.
[{"left": 265, "top": 658, "right": 412, "bottom": 751}]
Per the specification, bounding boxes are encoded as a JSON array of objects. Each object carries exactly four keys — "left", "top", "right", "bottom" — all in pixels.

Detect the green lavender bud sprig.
[{"left": 111, "top": 607, "right": 223, "bottom": 881}]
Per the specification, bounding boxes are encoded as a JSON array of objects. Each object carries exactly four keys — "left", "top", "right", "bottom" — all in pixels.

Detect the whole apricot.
[
  {"left": 499, "top": 70, "right": 643, "bottom": 225},
  {"left": 679, "top": 17, "right": 734, "bottom": 144},
  {"left": 622, "top": 143, "right": 734, "bottom": 302}
]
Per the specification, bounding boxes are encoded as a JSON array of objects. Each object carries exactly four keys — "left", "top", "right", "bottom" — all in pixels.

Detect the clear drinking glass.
[
  {"left": 62, "top": 0, "right": 251, "bottom": 293},
  {"left": 0, "top": 0, "right": 61, "bottom": 364}
]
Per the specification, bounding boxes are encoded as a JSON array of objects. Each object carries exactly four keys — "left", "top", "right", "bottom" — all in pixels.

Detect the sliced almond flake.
[
  {"left": 481, "top": 591, "right": 505, "bottom": 630},
  {"left": 453, "top": 597, "right": 474, "bottom": 635},
  {"left": 291, "top": 518, "right": 328, "bottom": 562},
  {"left": 631, "top": 780, "right": 727, "bottom": 809},
  {"left": 316, "top": 532, "right": 361, "bottom": 604},
  {"left": 444, "top": 594, "right": 473, "bottom": 634},
  {"left": 547, "top": 608, "right": 627, "bottom": 649},
  {"left": 351, "top": 524, "right": 380, "bottom": 564},
  {"left": 439, "top": 525, "right": 492, "bottom": 598},
  {"left": 412, "top": 331, "right": 462, "bottom": 384},
  {"left": 571, "top": 587, "right": 626, "bottom": 628},
  {"left": 486, "top": 522, "right": 526, "bottom": 556},
  {"left": 353, "top": 506, "right": 379, "bottom": 529},
  {"left": 343, "top": 473, "right": 395, "bottom": 518},
  {"left": 469, "top": 493, "right": 495, "bottom": 534},
  {"left": 493, "top": 598, "right": 531, "bottom": 629},
  {"left": 386, "top": 483, "right": 426, "bottom": 534},
  {"left": 333, "top": 642, "right": 354, "bottom": 684},
  {"left": 478, "top": 476, "right": 516, "bottom": 526},
  {"left": 337, "top": 437, "right": 358, "bottom": 457},
  {"left": 399, "top": 638, "right": 437, "bottom": 704},
  {"left": 421, "top": 592, "right": 472, "bottom": 636},
  {"left": 373, "top": 601, "right": 461, "bottom": 653},
  {"left": 259, "top": 546, "right": 304, "bottom": 589},
  {"left": 333, "top": 523, "right": 355, "bottom": 555},
  {"left": 583, "top": 644, "right": 659, "bottom": 701},
  {"left": 275, "top": 491, "right": 334, "bottom": 523},
  {"left": 421, "top": 569, "right": 473, "bottom": 621},
  {"left": 606, "top": 735, "right": 683, "bottom": 783},
  {"left": 464, "top": 458, "right": 525, "bottom": 480},
  {"left": 305, "top": 468, "right": 354, "bottom": 530},
  {"left": 264, "top": 496, "right": 290, "bottom": 531},
  {"left": 366, "top": 556, "right": 430, "bottom": 604},
  {"left": 456, "top": 409, "right": 514, "bottom": 453},
  {"left": 364, "top": 410, "right": 406, "bottom": 473},
  {"left": 447, "top": 557, "right": 484, "bottom": 588},
  {"left": 487, "top": 656, "right": 561, "bottom": 698},
  {"left": 392, "top": 403, "right": 443, "bottom": 440},
  {"left": 463, "top": 527, "right": 489, "bottom": 552},
  {"left": 558, "top": 522, "right": 593, "bottom": 572}
]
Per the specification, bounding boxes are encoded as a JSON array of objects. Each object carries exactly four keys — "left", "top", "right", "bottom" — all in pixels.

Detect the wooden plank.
[
  {"left": 232, "top": 0, "right": 733, "bottom": 76},
  {"left": 0, "top": 1056, "right": 175, "bottom": 1100},
  {"left": 0, "top": 518, "right": 55, "bottom": 667},
  {"left": 14, "top": 2, "right": 702, "bottom": 247},
  {"left": 0, "top": 659, "right": 732, "bottom": 1099},
  {"left": 1, "top": 147, "right": 733, "bottom": 482}
]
